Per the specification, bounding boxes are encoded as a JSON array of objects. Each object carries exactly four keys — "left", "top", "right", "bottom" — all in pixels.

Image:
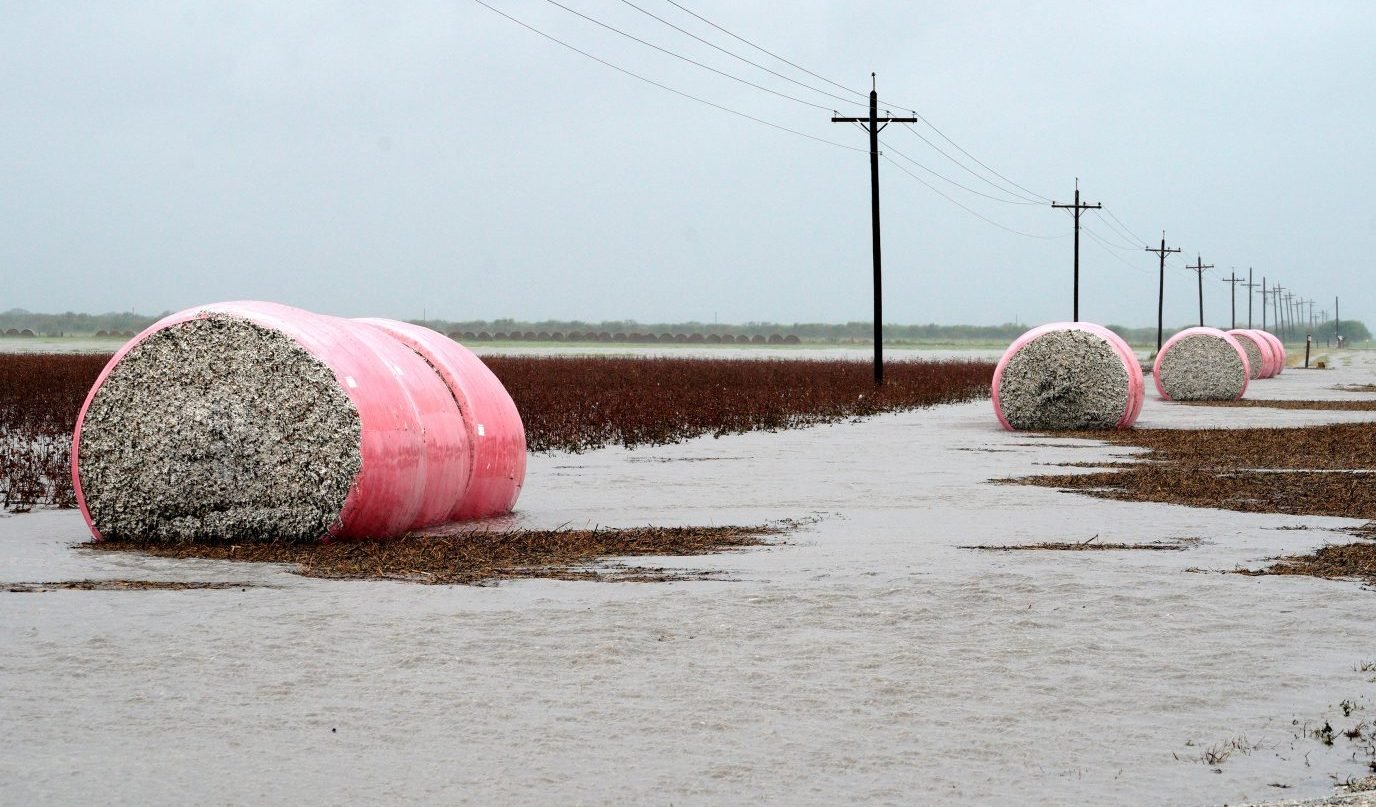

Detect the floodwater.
[{"left": 3, "top": 348, "right": 1375, "bottom": 806}]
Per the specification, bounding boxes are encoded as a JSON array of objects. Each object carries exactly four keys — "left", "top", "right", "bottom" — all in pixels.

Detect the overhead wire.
[
  {"left": 882, "top": 153, "right": 1067, "bottom": 240},
  {"left": 539, "top": 0, "right": 835, "bottom": 112},
  {"left": 472, "top": 0, "right": 865, "bottom": 152},
  {"left": 657, "top": 0, "right": 1055, "bottom": 207},
  {"left": 883, "top": 141, "right": 1043, "bottom": 206},
  {"left": 661, "top": 0, "right": 867, "bottom": 100},
  {"left": 614, "top": 0, "right": 865, "bottom": 110},
  {"left": 898, "top": 123, "right": 1044, "bottom": 204}
]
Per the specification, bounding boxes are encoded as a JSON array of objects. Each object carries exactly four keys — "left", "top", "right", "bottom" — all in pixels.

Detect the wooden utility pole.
[
  {"left": 1186, "top": 255, "right": 1213, "bottom": 327},
  {"left": 1260, "top": 277, "right": 1268, "bottom": 330},
  {"left": 1051, "top": 180, "right": 1102, "bottom": 321},
  {"left": 1242, "top": 268, "right": 1258, "bottom": 328},
  {"left": 1271, "top": 285, "right": 1285, "bottom": 338},
  {"left": 1336, "top": 296, "right": 1341, "bottom": 344},
  {"left": 831, "top": 74, "right": 917, "bottom": 385},
  {"left": 1220, "top": 270, "right": 1243, "bottom": 330},
  {"left": 1145, "top": 232, "right": 1181, "bottom": 353}
]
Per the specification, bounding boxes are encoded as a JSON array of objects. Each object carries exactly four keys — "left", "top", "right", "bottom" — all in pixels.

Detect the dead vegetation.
[
  {"left": 83, "top": 524, "right": 783, "bottom": 585},
  {"left": 7, "top": 580, "right": 260, "bottom": 592},
  {"left": 484, "top": 354, "right": 993, "bottom": 453},
  {"left": 1008, "top": 421, "right": 1376, "bottom": 586}
]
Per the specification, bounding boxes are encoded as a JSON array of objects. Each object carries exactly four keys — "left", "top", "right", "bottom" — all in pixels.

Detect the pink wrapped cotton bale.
[
  {"left": 992, "top": 322, "right": 1144, "bottom": 431},
  {"left": 1151, "top": 327, "right": 1250, "bottom": 401},
  {"left": 72, "top": 301, "right": 526, "bottom": 543},
  {"left": 1257, "top": 330, "right": 1285, "bottom": 374},
  {"left": 1226, "top": 329, "right": 1273, "bottom": 379}
]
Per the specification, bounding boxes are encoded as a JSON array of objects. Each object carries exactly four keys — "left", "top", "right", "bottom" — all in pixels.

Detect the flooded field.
[{"left": 3, "top": 348, "right": 1375, "bottom": 806}]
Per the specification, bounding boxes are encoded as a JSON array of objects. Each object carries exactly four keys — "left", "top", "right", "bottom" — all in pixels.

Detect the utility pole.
[
  {"left": 1220, "top": 270, "right": 1243, "bottom": 330},
  {"left": 1271, "top": 285, "right": 1285, "bottom": 339},
  {"left": 1336, "top": 296, "right": 1341, "bottom": 344},
  {"left": 1186, "top": 255, "right": 1213, "bottom": 327},
  {"left": 831, "top": 73, "right": 917, "bottom": 385},
  {"left": 1284, "top": 292, "right": 1296, "bottom": 340},
  {"left": 1307, "top": 298, "right": 1316, "bottom": 332},
  {"left": 1260, "top": 277, "right": 1267, "bottom": 330},
  {"left": 1145, "top": 231, "right": 1181, "bottom": 352},
  {"left": 1242, "top": 268, "right": 1258, "bottom": 328},
  {"left": 1051, "top": 179, "right": 1102, "bottom": 322}
]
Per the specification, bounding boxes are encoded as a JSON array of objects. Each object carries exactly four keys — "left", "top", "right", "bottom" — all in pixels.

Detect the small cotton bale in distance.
[
  {"left": 1152, "top": 327, "right": 1250, "bottom": 401},
  {"left": 992, "top": 322, "right": 1144, "bottom": 431}
]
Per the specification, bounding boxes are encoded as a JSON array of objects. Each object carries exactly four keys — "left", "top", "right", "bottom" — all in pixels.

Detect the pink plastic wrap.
[
  {"left": 72, "top": 301, "right": 526, "bottom": 541},
  {"left": 1227, "top": 329, "right": 1274, "bottom": 379},
  {"left": 1258, "top": 330, "right": 1285, "bottom": 374},
  {"left": 1151, "top": 326, "right": 1250, "bottom": 401},
  {"left": 1248, "top": 330, "right": 1279, "bottom": 378},
  {"left": 356, "top": 318, "right": 526, "bottom": 519},
  {"left": 992, "top": 322, "right": 1144, "bottom": 431}
]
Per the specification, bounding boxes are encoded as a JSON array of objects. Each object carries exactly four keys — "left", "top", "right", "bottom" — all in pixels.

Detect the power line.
[
  {"left": 660, "top": 0, "right": 1054, "bottom": 207},
  {"left": 614, "top": 0, "right": 865, "bottom": 110},
  {"left": 661, "top": 0, "right": 867, "bottom": 100},
  {"left": 909, "top": 116, "right": 1053, "bottom": 203},
  {"left": 473, "top": 0, "right": 864, "bottom": 153},
  {"left": 1101, "top": 207, "right": 1149, "bottom": 246},
  {"left": 1092, "top": 209, "right": 1146, "bottom": 249},
  {"left": 882, "top": 154, "right": 1066, "bottom": 240},
  {"left": 883, "top": 141, "right": 1042, "bottom": 205},
  {"left": 899, "top": 123, "right": 1043, "bottom": 204},
  {"left": 540, "top": 0, "right": 835, "bottom": 112}
]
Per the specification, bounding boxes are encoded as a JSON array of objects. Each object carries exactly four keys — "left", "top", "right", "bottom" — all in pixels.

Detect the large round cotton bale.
[
  {"left": 1152, "top": 327, "right": 1250, "bottom": 401},
  {"left": 1257, "top": 330, "right": 1285, "bottom": 374},
  {"left": 1226, "top": 329, "right": 1270, "bottom": 379},
  {"left": 72, "top": 301, "right": 525, "bottom": 543},
  {"left": 992, "top": 322, "right": 1144, "bottom": 431}
]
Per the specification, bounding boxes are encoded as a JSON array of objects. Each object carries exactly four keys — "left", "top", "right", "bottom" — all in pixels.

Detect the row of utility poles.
[{"left": 834, "top": 76, "right": 1342, "bottom": 385}]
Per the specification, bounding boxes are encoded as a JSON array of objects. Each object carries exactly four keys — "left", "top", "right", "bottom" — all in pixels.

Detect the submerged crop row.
[{"left": 0, "top": 352, "right": 995, "bottom": 511}]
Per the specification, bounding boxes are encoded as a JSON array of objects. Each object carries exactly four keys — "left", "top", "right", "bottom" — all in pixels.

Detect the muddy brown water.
[{"left": 3, "top": 347, "right": 1376, "bottom": 806}]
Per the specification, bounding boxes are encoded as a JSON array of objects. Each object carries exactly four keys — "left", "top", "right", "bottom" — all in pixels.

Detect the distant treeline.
[{"left": 0, "top": 309, "right": 1367, "bottom": 345}]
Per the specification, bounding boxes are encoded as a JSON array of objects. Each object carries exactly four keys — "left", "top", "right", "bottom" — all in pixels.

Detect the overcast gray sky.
[{"left": 3, "top": 1, "right": 1372, "bottom": 329}]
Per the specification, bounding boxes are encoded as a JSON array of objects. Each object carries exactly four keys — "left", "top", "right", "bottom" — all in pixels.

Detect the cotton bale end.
[
  {"left": 992, "top": 322, "right": 1144, "bottom": 431},
  {"left": 1151, "top": 327, "right": 1250, "bottom": 401}
]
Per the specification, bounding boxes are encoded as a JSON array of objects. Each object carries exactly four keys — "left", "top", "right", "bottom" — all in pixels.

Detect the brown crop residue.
[
  {"left": 85, "top": 524, "right": 783, "bottom": 585},
  {"left": 0, "top": 353, "right": 108, "bottom": 510},
  {"left": 1007, "top": 422, "right": 1376, "bottom": 585},
  {"left": 6, "top": 580, "right": 261, "bottom": 593},
  {"left": 483, "top": 355, "right": 993, "bottom": 453}
]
